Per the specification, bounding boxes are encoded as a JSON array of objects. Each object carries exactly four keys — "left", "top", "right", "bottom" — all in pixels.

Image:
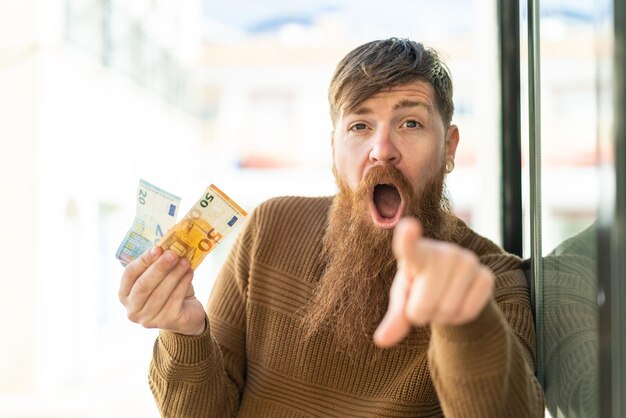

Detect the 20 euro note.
[
  {"left": 116, "top": 179, "right": 181, "bottom": 266},
  {"left": 157, "top": 184, "right": 247, "bottom": 269}
]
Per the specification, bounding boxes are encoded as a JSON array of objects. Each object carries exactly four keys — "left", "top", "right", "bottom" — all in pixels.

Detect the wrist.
[{"left": 157, "top": 317, "right": 213, "bottom": 364}]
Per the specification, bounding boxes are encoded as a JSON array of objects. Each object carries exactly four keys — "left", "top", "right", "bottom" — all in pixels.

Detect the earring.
[{"left": 445, "top": 159, "right": 455, "bottom": 173}]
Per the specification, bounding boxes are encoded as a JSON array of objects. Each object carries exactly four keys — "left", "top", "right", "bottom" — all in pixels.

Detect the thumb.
[{"left": 374, "top": 268, "right": 411, "bottom": 348}]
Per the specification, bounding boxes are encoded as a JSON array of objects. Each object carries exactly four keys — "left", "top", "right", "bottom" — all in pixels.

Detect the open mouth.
[{"left": 370, "top": 183, "right": 405, "bottom": 229}]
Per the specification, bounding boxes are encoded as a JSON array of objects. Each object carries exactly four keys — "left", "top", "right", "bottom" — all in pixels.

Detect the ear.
[
  {"left": 331, "top": 130, "right": 335, "bottom": 153},
  {"left": 445, "top": 124, "right": 459, "bottom": 159}
]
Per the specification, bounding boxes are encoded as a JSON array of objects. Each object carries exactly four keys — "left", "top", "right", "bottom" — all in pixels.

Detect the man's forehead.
[
  {"left": 344, "top": 81, "right": 436, "bottom": 116},
  {"left": 350, "top": 99, "right": 433, "bottom": 115}
]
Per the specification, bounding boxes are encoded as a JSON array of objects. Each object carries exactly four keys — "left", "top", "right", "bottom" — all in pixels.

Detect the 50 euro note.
[
  {"left": 116, "top": 179, "right": 181, "bottom": 266},
  {"left": 157, "top": 185, "right": 247, "bottom": 269}
]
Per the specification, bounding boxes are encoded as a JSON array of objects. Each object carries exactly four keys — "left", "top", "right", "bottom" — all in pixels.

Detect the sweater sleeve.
[
  {"left": 428, "top": 263, "right": 545, "bottom": 418},
  {"left": 148, "top": 207, "right": 257, "bottom": 417}
]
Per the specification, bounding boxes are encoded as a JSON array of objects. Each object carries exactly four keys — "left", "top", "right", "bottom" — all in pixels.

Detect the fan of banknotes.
[{"left": 116, "top": 179, "right": 247, "bottom": 269}]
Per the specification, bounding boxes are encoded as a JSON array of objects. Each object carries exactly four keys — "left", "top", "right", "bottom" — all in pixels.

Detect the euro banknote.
[
  {"left": 158, "top": 184, "right": 247, "bottom": 269},
  {"left": 116, "top": 179, "right": 181, "bottom": 266}
]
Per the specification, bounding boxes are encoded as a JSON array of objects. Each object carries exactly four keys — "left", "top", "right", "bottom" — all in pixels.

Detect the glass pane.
[{"left": 521, "top": 0, "right": 611, "bottom": 416}]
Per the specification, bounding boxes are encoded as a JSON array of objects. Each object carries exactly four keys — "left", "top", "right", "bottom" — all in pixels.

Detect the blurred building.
[{"left": 1, "top": 0, "right": 205, "bottom": 416}]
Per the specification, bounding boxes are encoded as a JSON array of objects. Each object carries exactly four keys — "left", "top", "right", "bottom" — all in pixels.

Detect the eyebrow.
[
  {"left": 393, "top": 99, "right": 432, "bottom": 112},
  {"left": 350, "top": 99, "right": 432, "bottom": 116}
]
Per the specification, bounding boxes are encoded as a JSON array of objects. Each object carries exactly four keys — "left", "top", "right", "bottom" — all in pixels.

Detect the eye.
[
  {"left": 349, "top": 122, "right": 368, "bottom": 132},
  {"left": 403, "top": 119, "right": 421, "bottom": 128}
]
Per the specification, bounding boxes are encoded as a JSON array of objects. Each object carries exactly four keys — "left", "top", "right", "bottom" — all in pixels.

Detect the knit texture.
[
  {"left": 541, "top": 223, "right": 598, "bottom": 418},
  {"left": 149, "top": 196, "right": 544, "bottom": 417}
]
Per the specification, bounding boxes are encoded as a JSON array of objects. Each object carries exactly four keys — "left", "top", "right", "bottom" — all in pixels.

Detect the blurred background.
[{"left": 0, "top": 0, "right": 608, "bottom": 416}]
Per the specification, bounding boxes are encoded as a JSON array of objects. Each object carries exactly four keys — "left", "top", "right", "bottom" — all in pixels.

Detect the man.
[{"left": 119, "top": 38, "right": 544, "bottom": 417}]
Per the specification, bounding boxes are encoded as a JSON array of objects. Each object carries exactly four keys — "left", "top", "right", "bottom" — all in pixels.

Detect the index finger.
[
  {"left": 392, "top": 217, "right": 424, "bottom": 272},
  {"left": 119, "top": 246, "right": 163, "bottom": 302}
]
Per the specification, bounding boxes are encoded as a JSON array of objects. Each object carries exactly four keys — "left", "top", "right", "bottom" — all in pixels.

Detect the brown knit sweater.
[{"left": 149, "top": 196, "right": 544, "bottom": 417}]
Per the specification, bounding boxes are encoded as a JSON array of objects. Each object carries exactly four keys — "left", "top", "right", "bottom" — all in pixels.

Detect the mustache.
[{"left": 347, "top": 164, "right": 417, "bottom": 203}]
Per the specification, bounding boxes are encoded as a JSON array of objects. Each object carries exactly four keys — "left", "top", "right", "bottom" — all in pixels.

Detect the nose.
[{"left": 369, "top": 128, "right": 400, "bottom": 164}]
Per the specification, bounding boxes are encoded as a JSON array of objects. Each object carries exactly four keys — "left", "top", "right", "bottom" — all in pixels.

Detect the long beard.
[{"left": 301, "top": 163, "right": 454, "bottom": 350}]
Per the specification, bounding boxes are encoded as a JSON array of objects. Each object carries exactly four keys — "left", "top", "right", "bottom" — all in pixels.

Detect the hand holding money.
[{"left": 117, "top": 180, "right": 246, "bottom": 335}]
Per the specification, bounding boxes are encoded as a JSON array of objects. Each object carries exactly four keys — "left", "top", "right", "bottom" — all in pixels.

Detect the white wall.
[{"left": 0, "top": 1, "right": 208, "bottom": 416}]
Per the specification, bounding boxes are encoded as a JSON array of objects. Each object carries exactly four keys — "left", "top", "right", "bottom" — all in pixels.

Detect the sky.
[
  {"left": 201, "top": 0, "right": 607, "bottom": 39},
  {"left": 201, "top": 0, "right": 475, "bottom": 40}
]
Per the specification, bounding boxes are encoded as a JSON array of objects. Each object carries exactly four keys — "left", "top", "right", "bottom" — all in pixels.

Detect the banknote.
[
  {"left": 116, "top": 179, "right": 181, "bottom": 266},
  {"left": 158, "top": 184, "right": 247, "bottom": 269}
]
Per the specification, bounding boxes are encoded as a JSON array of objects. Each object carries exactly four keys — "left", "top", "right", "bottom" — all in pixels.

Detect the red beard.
[{"left": 301, "top": 163, "right": 454, "bottom": 349}]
